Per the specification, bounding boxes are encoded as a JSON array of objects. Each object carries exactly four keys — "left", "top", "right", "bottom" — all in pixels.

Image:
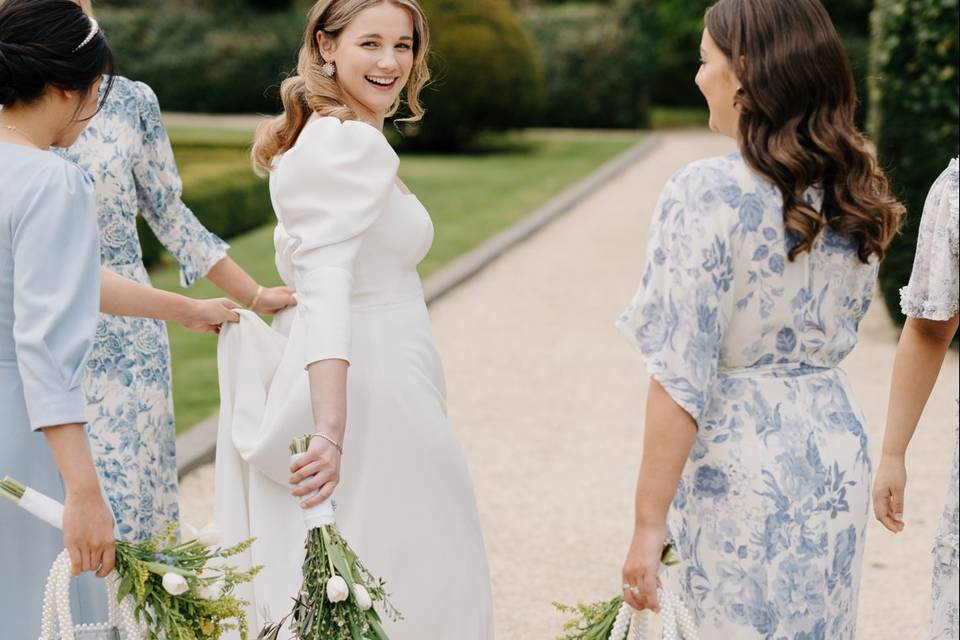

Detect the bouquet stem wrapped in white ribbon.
[
  {"left": 0, "top": 475, "right": 260, "bottom": 639},
  {"left": 258, "top": 435, "right": 399, "bottom": 640}
]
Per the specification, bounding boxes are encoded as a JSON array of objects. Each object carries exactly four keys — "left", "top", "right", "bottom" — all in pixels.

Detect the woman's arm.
[
  {"left": 204, "top": 256, "right": 296, "bottom": 314},
  {"left": 288, "top": 360, "right": 347, "bottom": 508},
  {"left": 99, "top": 267, "right": 239, "bottom": 332},
  {"left": 873, "top": 313, "right": 959, "bottom": 532},
  {"left": 622, "top": 380, "right": 698, "bottom": 612},
  {"left": 43, "top": 423, "right": 116, "bottom": 577}
]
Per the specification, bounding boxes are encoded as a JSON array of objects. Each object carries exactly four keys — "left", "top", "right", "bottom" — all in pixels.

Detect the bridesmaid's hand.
[
  {"left": 62, "top": 488, "right": 116, "bottom": 578},
  {"left": 289, "top": 435, "right": 342, "bottom": 508},
  {"left": 872, "top": 455, "right": 907, "bottom": 533},
  {"left": 622, "top": 522, "right": 667, "bottom": 613},
  {"left": 179, "top": 298, "right": 240, "bottom": 333},
  {"left": 252, "top": 286, "right": 296, "bottom": 315}
]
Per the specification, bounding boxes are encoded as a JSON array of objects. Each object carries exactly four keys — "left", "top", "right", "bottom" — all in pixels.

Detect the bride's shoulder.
[{"left": 287, "top": 116, "right": 399, "bottom": 170}]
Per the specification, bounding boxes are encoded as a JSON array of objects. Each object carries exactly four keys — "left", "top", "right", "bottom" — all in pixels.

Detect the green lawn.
[{"left": 151, "top": 129, "right": 641, "bottom": 432}]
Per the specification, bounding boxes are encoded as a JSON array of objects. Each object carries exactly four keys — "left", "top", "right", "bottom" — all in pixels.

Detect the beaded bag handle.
[
  {"left": 39, "top": 549, "right": 141, "bottom": 640},
  {"left": 608, "top": 588, "right": 699, "bottom": 640}
]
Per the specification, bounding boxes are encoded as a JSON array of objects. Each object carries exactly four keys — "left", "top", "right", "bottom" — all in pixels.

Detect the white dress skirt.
[{"left": 214, "top": 117, "right": 494, "bottom": 640}]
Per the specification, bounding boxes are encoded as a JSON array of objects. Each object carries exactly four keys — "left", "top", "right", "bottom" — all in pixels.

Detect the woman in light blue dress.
[
  {"left": 873, "top": 158, "right": 959, "bottom": 640},
  {"left": 0, "top": 1, "right": 117, "bottom": 634},
  {"left": 617, "top": 1, "right": 905, "bottom": 637},
  {"left": 54, "top": 1, "right": 295, "bottom": 542}
]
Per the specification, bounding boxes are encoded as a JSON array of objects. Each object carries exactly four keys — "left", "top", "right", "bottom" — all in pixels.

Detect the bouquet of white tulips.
[
  {"left": 554, "top": 542, "right": 698, "bottom": 640},
  {"left": 258, "top": 435, "right": 399, "bottom": 640},
  {"left": 1, "top": 475, "right": 260, "bottom": 639}
]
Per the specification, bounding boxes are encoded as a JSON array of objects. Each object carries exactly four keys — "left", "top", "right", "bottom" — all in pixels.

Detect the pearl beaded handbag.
[
  {"left": 609, "top": 588, "right": 699, "bottom": 640},
  {"left": 39, "top": 549, "right": 142, "bottom": 640}
]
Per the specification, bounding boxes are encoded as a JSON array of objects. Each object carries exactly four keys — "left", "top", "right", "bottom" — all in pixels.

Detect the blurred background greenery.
[{"left": 88, "top": 0, "right": 957, "bottom": 427}]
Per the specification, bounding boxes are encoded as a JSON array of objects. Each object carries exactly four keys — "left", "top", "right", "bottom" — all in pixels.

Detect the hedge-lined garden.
[{"left": 868, "top": 0, "right": 959, "bottom": 325}]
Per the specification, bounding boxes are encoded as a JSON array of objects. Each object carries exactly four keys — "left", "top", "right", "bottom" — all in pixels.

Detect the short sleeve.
[
  {"left": 12, "top": 163, "right": 101, "bottom": 430},
  {"left": 131, "top": 81, "right": 229, "bottom": 287},
  {"left": 272, "top": 118, "right": 399, "bottom": 368},
  {"left": 900, "top": 158, "right": 960, "bottom": 321},
  {"left": 615, "top": 167, "right": 735, "bottom": 426}
]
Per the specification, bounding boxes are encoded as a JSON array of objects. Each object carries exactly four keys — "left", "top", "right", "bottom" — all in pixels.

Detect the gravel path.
[{"left": 180, "top": 131, "right": 958, "bottom": 639}]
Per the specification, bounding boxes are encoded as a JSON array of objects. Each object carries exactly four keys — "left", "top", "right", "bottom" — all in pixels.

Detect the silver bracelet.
[{"left": 312, "top": 432, "right": 343, "bottom": 455}]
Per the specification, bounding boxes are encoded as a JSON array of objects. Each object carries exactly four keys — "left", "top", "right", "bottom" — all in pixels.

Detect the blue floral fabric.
[
  {"left": 900, "top": 158, "right": 959, "bottom": 640},
  {"left": 618, "top": 152, "right": 878, "bottom": 639},
  {"left": 55, "top": 76, "right": 229, "bottom": 541}
]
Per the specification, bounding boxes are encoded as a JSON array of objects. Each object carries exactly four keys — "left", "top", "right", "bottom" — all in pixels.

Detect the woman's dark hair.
[
  {"left": 0, "top": 0, "right": 115, "bottom": 113},
  {"left": 705, "top": 0, "right": 904, "bottom": 263}
]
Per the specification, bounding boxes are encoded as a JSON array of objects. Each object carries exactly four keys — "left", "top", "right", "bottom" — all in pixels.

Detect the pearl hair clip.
[{"left": 71, "top": 16, "right": 99, "bottom": 53}]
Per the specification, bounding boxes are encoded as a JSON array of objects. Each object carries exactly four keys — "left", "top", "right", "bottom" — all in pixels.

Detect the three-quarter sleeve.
[
  {"left": 900, "top": 158, "right": 960, "bottom": 321},
  {"left": 12, "top": 164, "right": 101, "bottom": 431},
  {"left": 616, "top": 166, "right": 735, "bottom": 425},
  {"left": 131, "top": 81, "right": 229, "bottom": 287},
  {"left": 273, "top": 118, "right": 399, "bottom": 368}
]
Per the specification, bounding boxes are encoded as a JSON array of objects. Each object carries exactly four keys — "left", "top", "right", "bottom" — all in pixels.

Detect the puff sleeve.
[
  {"left": 131, "top": 81, "right": 229, "bottom": 287},
  {"left": 900, "top": 158, "right": 960, "bottom": 321},
  {"left": 272, "top": 118, "right": 399, "bottom": 368},
  {"left": 12, "top": 162, "right": 101, "bottom": 430},
  {"left": 616, "top": 165, "right": 736, "bottom": 426}
]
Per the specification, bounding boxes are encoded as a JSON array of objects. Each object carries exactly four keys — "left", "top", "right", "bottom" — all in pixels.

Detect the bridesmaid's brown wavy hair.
[
  {"left": 252, "top": 0, "right": 430, "bottom": 175},
  {"left": 705, "top": 0, "right": 904, "bottom": 262}
]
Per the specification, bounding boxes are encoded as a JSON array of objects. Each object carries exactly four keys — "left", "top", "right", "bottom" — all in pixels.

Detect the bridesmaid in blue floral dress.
[
  {"left": 57, "top": 0, "right": 294, "bottom": 546},
  {"left": 617, "top": 1, "right": 904, "bottom": 638},
  {"left": 873, "top": 158, "right": 959, "bottom": 640},
  {"left": 55, "top": 67, "right": 296, "bottom": 541}
]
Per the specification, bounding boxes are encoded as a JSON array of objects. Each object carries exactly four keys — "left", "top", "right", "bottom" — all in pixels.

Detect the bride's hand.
[{"left": 289, "top": 435, "right": 342, "bottom": 508}]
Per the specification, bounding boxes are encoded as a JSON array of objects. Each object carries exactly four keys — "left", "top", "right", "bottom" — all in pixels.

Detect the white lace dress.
[
  {"left": 899, "top": 157, "right": 960, "bottom": 640},
  {"left": 213, "top": 117, "right": 494, "bottom": 639}
]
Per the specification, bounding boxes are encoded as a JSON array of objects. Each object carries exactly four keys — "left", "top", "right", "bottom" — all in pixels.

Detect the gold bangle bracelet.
[
  {"left": 312, "top": 432, "right": 343, "bottom": 455},
  {"left": 245, "top": 285, "right": 264, "bottom": 310}
]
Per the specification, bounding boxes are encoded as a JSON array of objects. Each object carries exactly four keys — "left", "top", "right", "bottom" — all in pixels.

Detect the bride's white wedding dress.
[{"left": 214, "top": 116, "right": 494, "bottom": 639}]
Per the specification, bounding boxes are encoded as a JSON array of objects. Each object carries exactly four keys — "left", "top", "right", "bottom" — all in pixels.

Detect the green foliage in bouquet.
[
  {"left": 553, "top": 542, "right": 679, "bottom": 640},
  {"left": 258, "top": 435, "right": 399, "bottom": 640},
  {"left": 114, "top": 524, "right": 261, "bottom": 640}
]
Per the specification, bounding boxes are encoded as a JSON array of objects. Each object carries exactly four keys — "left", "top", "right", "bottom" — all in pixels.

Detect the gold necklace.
[{"left": 1, "top": 124, "right": 42, "bottom": 148}]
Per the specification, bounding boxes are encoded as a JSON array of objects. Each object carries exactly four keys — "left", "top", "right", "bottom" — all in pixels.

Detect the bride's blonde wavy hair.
[{"left": 252, "top": 0, "right": 430, "bottom": 175}]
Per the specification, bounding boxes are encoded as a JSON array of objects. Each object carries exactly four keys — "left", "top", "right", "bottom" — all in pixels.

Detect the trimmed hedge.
[
  {"left": 98, "top": 8, "right": 300, "bottom": 114},
  {"left": 524, "top": 1, "right": 654, "bottom": 129},
  {"left": 398, "top": 0, "right": 545, "bottom": 149},
  {"left": 868, "top": 0, "right": 959, "bottom": 325}
]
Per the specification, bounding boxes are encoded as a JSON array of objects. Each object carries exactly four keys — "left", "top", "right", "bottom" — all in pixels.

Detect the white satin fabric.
[{"left": 214, "top": 117, "right": 493, "bottom": 639}]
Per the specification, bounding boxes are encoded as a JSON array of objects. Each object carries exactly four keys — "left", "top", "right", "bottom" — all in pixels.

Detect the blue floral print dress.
[
  {"left": 900, "top": 158, "right": 959, "bottom": 640},
  {"left": 55, "top": 76, "right": 229, "bottom": 540},
  {"left": 618, "top": 152, "right": 877, "bottom": 639}
]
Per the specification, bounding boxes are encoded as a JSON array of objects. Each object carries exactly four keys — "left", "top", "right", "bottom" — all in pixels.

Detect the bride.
[{"left": 213, "top": 1, "right": 494, "bottom": 638}]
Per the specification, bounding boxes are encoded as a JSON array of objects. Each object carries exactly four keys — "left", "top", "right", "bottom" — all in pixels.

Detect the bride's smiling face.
[{"left": 319, "top": 2, "right": 415, "bottom": 123}]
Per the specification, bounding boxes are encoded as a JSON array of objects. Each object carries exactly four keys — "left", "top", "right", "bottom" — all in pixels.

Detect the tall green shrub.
[
  {"left": 399, "top": 0, "right": 545, "bottom": 149},
  {"left": 98, "top": 8, "right": 301, "bottom": 113},
  {"left": 524, "top": 1, "right": 655, "bottom": 129},
  {"left": 869, "top": 0, "right": 959, "bottom": 324}
]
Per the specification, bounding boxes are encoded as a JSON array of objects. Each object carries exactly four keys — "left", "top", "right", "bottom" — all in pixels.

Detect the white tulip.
[
  {"left": 162, "top": 572, "right": 189, "bottom": 596},
  {"left": 326, "top": 575, "right": 349, "bottom": 603},
  {"left": 196, "top": 523, "right": 221, "bottom": 547},
  {"left": 352, "top": 584, "right": 373, "bottom": 610}
]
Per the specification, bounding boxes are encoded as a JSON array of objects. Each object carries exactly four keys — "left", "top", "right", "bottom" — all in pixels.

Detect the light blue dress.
[
  {"left": 618, "top": 152, "right": 876, "bottom": 639},
  {"left": 0, "top": 144, "right": 108, "bottom": 636},
  {"left": 55, "top": 76, "right": 229, "bottom": 541},
  {"left": 899, "top": 158, "right": 959, "bottom": 640}
]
